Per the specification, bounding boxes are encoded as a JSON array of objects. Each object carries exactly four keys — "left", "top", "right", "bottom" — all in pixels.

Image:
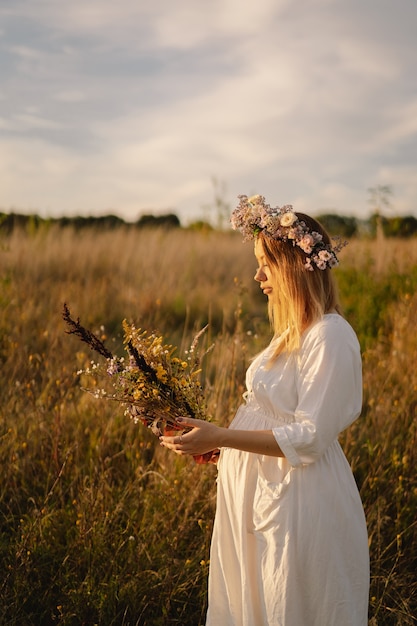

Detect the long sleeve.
[{"left": 272, "top": 316, "right": 362, "bottom": 466}]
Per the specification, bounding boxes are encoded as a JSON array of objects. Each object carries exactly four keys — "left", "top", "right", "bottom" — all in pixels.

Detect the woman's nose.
[{"left": 254, "top": 268, "right": 265, "bottom": 282}]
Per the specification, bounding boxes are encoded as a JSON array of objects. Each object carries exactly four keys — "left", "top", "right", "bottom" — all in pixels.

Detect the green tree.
[{"left": 315, "top": 214, "right": 358, "bottom": 238}]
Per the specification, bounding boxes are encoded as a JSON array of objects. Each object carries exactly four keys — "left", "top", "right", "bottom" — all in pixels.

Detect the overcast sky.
[{"left": 1, "top": 0, "right": 416, "bottom": 223}]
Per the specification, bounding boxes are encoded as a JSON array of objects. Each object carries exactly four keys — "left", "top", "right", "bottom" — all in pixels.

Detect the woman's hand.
[
  {"left": 159, "top": 417, "right": 222, "bottom": 457},
  {"left": 160, "top": 417, "right": 283, "bottom": 460}
]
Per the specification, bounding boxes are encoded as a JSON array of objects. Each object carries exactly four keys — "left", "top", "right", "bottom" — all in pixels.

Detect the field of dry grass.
[{"left": 1, "top": 225, "right": 417, "bottom": 625}]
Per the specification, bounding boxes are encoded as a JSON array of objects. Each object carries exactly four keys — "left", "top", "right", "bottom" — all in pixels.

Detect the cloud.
[{"left": 0, "top": 0, "right": 416, "bottom": 220}]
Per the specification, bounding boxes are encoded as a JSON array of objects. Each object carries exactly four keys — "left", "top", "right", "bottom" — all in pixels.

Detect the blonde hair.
[{"left": 257, "top": 213, "right": 341, "bottom": 360}]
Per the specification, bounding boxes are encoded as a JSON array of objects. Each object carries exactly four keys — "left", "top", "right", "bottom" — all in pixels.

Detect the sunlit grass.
[{"left": 1, "top": 226, "right": 417, "bottom": 624}]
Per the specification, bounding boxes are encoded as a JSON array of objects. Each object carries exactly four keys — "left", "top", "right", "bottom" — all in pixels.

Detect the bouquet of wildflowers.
[{"left": 63, "top": 304, "right": 216, "bottom": 463}]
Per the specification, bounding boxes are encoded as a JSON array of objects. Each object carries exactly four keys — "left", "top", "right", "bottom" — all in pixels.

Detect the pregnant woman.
[{"left": 160, "top": 194, "right": 369, "bottom": 626}]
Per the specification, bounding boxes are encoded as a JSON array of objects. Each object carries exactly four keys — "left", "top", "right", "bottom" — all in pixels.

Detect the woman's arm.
[{"left": 159, "top": 417, "right": 284, "bottom": 458}]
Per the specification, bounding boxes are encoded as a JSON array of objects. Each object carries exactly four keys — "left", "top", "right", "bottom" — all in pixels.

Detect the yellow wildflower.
[{"left": 155, "top": 364, "right": 168, "bottom": 382}]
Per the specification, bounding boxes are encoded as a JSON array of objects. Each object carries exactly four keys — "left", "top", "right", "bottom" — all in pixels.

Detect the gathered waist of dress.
[{"left": 229, "top": 393, "right": 294, "bottom": 431}]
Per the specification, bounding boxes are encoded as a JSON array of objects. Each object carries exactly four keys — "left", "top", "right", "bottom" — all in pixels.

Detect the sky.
[{"left": 1, "top": 0, "right": 417, "bottom": 224}]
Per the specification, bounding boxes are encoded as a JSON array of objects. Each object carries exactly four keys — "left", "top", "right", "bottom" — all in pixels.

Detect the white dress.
[{"left": 206, "top": 314, "right": 369, "bottom": 626}]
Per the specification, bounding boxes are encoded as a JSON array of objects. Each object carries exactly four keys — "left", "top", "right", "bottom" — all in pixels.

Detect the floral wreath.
[{"left": 230, "top": 194, "right": 346, "bottom": 271}]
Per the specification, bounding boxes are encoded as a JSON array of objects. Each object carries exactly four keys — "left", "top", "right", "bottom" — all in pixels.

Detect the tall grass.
[{"left": 1, "top": 226, "right": 417, "bottom": 625}]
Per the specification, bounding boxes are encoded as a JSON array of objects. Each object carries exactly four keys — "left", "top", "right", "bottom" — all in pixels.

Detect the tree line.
[{"left": 1, "top": 210, "right": 417, "bottom": 238}]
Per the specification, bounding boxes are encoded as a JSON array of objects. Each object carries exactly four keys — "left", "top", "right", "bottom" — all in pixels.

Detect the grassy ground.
[{"left": 1, "top": 225, "right": 417, "bottom": 625}]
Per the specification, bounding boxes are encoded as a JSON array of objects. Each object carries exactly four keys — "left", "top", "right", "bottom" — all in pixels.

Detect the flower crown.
[{"left": 230, "top": 194, "right": 346, "bottom": 271}]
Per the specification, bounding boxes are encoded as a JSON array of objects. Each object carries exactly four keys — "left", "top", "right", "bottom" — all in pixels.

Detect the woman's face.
[{"left": 254, "top": 238, "right": 274, "bottom": 297}]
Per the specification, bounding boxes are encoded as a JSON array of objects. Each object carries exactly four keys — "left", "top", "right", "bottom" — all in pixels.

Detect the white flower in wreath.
[
  {"left": 298, "top": 234, "right": 315, "bottom": 253},
  {"left": 279, "top": 211, "right": 298, "bottom": 227},
  {"left": 318, "top": 249, "right": 333, "bottom": 262},
  {"left": 315, "top": 257, "right": 328, "bottom": 270}
]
